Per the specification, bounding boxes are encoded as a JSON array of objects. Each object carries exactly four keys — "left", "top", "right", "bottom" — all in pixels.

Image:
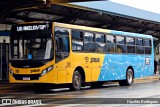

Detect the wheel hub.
[
  {"left": 74, "top": 75, "right": 80, "bottom": 87},
  {"left": 128, "top": 71, "right": 132, "bottom": 83}
]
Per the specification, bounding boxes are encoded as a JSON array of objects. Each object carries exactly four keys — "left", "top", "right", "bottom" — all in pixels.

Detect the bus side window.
[
  {"left": 136, "top": 38, "right": 144, "bottom": 54},
  {"left": 72, "top": 30, "right": 84, "bottom": 52},
  {"left": 84, "top": 32, "right": 96, "bottom": 52},
  {"left": 144, "top": 39, "right": 151, "bottom": 54},
  {"left": 126, "top": 37, "right": 135, "bottom": 54},
  {"left": 106, "top": 35, "right": 116, "bottom": 53},
  {"left": 54, "top": 27, "right": 69, "bottom": 63},
  {"left": 95, "top": 33, "right": 106, "bottom": 53},
  {"left": 116, "top": 36, "right": 127, "bottom": 54},
  {"left": 55, "top": 39, "right": 58, "bottom": 52}
]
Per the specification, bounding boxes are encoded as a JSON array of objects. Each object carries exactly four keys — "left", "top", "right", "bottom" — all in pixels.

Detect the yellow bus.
[{"left": 9, "top": 22, "right": 154, "bottom": 91}]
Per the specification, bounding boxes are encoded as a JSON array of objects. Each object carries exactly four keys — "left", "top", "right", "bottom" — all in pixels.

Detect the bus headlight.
[
  {"left": 41, "top": 65, "right": 53, "bottom": 76},
  {"left": 9, "top": 68, "right": 14, "bottom": 76}
]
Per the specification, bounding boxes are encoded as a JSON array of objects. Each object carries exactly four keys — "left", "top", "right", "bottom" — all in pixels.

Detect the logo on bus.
[
  {"left": 31, "top": 69, "right": 40, "bottom": 73},
  {"left": 90, "top": 58, "right": 100, "bottom": 63},
  {"left": 84, "top": 57, "right": 89, "bottom": 64},
  {"left": 84, "top": 57, "right": 100, "bottom": 64}
]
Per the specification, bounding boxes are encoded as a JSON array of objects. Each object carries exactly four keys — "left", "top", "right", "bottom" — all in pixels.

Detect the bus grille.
[{"left": 13, "top": 74, "right": 40, "bottom": 80}]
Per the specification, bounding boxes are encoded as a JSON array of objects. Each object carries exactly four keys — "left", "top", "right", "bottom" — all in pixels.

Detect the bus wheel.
[
  {"left": 118, "top": 69, "right": 133, "bottom": 86},
  {"left": 90, "top": 82, "right": 104, "bottom": 88},
  {"left": 70, "top": 70, "right": 82, "bottom": 91}
]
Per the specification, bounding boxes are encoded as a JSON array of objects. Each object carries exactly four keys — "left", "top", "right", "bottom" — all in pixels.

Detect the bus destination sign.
[{"left": 16, "top": 24, "right": 48, "bottom": 32}]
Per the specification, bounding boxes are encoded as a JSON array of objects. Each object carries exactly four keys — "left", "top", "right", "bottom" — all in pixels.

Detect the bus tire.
[
  {"left": 118, "top": 69, "right": 133, "bottom": 86},
  {"left": 70, "top": 70, "right": 82, "bottom": 91},
  {"left": 90, "top": 82, "right": 104, "bottom": 88}
]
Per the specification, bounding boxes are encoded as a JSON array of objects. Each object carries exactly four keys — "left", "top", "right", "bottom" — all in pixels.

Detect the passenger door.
[{"left": 55, "top": 27, "right": 70, "bottom": 83}]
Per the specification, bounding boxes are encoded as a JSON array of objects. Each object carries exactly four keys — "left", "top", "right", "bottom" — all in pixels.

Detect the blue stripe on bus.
[
  {"left": 111, "top": 30, "right": 152, "bottom": 38},
  {"left": 98, "top": 54, "right": 154, "bottom": 81}
]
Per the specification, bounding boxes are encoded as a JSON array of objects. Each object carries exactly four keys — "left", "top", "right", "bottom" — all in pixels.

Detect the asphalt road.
[{"left": 0, "top": 80, "right": 160, "bottom": 107}]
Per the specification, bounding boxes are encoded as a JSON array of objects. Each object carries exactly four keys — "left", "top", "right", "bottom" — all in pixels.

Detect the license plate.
[{"left": 23, "top": 77, "right": 30, "bottom": 80}]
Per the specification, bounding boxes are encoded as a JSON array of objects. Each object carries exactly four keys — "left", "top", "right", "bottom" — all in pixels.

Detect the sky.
[{"left": 110, "top": 0, "right": 160, "bottom": 14}]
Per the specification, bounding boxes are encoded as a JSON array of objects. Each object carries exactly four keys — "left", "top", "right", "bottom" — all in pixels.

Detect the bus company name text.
[
  {"left": 31, "top": 69, "right": 40, "bottom": 73},
  {"left": 90, "top": 58, "right": 100, "bottom": 63}
]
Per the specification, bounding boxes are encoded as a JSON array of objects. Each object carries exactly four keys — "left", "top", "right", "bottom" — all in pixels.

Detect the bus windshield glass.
[{"left": 10, "top": 32, "right": 53, "bottom": 60}]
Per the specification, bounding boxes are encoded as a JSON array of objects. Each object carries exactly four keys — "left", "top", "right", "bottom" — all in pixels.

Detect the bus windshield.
[{"left": 10, "top": 32, "right": 53, "bottom": 61}]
